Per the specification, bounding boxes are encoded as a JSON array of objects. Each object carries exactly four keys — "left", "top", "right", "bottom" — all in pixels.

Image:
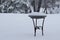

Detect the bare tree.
[{"left": 30, "top": 0, "right": 42, "bottom": 12}]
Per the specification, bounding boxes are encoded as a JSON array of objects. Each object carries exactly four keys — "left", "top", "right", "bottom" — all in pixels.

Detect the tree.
[
  {"left": 30, "top": 0, "right": 42, "bottom": 12},
  {"left": 42, "top": 0, "right": 56, "bottom": 14},
  {"left": 0, "top": 0, "right": 31, "bottom": 13}
]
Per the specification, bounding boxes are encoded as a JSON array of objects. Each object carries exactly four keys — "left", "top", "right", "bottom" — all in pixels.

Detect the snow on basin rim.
[{"left": 28, "top": 12, "right": 47, "bottom": 16}]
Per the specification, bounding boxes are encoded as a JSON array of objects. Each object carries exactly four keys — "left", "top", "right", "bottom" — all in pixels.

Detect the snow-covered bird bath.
[{"left": 28, "top": 12, "right": 47, "bottom": 36}]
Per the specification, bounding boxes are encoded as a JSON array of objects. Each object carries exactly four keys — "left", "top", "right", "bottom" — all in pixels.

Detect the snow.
[
  {"left": 0, "top": 13, "right": 60, "bottom": 40},
  {"left": 28, "top": 12, "right": 47, "bottom": 17}
]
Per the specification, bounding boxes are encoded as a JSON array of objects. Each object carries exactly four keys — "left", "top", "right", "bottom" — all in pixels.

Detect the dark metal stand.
[{"left": 32, "top": 18, "right": 45, "bottom": 36}]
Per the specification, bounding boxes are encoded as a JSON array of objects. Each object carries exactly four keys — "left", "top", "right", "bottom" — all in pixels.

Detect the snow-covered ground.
[{"left": 0, "top": 13, "right": 60, "bottom": 40}]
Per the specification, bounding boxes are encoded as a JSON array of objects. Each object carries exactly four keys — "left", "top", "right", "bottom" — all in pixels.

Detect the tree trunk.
[{"left": 34, "top": 0, "right": 42, "bottom": 12}]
